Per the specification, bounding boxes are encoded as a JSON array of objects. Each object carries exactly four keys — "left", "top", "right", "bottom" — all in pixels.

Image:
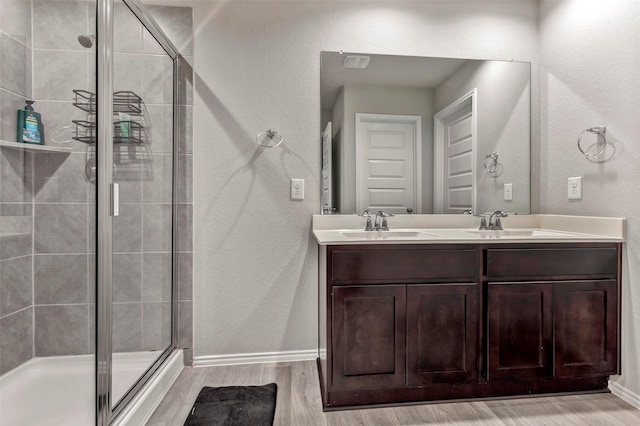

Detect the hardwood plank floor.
[{"left": 147, "top": 360, "right": 640, "bottom": 425}]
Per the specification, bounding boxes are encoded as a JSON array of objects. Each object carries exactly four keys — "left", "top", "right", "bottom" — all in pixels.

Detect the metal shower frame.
[{"left": 96, "top": 1, "right": 182, "bottom": 424}]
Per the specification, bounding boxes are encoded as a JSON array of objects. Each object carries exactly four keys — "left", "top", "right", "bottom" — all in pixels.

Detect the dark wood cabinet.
[
  {"left": 332, "top": 285, "right": 406, "bottom": 391},
  {"left": 407, "top": 283, "right": 478, "bottom": 385},
  {"left": 488, "top": 282, "right": 553, "bottom": 380},
  {"left": 318, "top": 242, "right": 621, "bottom": 409},
  {"left": 487, "top": 279, "right": 619, "bottom": 381},
  {"left": 555, "top": 280, "right": 618, "bottom": 377}
]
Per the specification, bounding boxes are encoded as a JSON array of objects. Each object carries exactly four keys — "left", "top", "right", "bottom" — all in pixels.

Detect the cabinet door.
[
  {"left": 407, "top": 284, "right": 478, "bottom": 385},
  {"left": 332, "top": 285, "right": 406, "bottom": 391},
  {"left": 488, "top": 282, "right": 553, "bottom": 380},
  {"left": 555, "top": 280, "right": 618, "bottom": 377}
]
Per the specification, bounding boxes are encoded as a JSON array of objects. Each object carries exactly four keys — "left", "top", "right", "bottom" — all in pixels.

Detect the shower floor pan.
[{"left": 0, "top": 351, "right": 161, "bottom": 426}]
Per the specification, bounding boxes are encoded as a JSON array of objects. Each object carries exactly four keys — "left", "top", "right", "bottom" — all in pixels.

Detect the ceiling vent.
[{"left": 343, "top": 55, "right": 370, "bottom": 69}]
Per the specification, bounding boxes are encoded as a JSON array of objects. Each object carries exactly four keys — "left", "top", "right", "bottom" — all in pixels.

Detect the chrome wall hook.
[
  {"left": 577, "top": 126, "right": 606, "bottom": 157},
  {"left": 256, "top": 129, "right": 283, "bottom": 148}
]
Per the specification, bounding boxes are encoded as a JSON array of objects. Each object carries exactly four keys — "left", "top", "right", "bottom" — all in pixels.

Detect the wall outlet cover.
[
  {"left": 291, "top": 178, "right": 304, "bottom": 200},
  {"left": 568, "top": 176, "right": 582, "bottom": 200}
]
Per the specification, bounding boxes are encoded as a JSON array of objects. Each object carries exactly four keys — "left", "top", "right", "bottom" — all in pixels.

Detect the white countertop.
[{"left": 312, "top": 214, "right": 625, "bottom": 245}]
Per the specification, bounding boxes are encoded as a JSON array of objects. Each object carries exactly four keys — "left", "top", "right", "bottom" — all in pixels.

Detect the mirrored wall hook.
[{"left": 484, "top": 152, "right": 502, "bottom": 177}]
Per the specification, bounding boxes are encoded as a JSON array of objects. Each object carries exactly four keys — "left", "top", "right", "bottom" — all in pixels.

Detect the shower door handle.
[{"left": 111, "top": 183, "right": 119, "bottom": 217}]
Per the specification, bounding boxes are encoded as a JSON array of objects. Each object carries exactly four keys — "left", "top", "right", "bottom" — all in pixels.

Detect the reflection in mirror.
[{"left": 320, "top": 52, "right": 531, "bottom": 215}]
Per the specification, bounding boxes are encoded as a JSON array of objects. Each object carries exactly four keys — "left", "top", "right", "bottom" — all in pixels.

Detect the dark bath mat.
[{"left": 183, "top": 383, "right": 277, "bottom": 426}]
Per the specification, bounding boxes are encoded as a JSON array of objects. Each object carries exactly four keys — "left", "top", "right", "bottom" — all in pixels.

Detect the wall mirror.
[{"left": 320, "top": 51, "right": 531, "bottom": 215}]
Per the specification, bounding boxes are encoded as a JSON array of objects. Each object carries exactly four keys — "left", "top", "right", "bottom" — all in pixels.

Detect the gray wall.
[
  {"left": 191, "top": 0, "right": 538, "bottom": 359},
  {"left": 539, "top": 0, "right": 640, "bottom": 399},
  {"left": 0, "top": 1, "right": 193, "bottom": 375}
]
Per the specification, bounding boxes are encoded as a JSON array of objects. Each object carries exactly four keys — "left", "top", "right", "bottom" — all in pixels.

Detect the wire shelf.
[{"left": 72, "top": 90, "right": 149, "bottom": 145}]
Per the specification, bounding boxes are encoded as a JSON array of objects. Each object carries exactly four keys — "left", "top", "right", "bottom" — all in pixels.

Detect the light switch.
[
  {"left": 568, "top": 176, "right": 582, "bottom": 200},
  {"left": 504, "top": 183, "right": 513, "bottom": 201},
  {"left": 291, "top": 178, "right": 304, "bottom": 200}
]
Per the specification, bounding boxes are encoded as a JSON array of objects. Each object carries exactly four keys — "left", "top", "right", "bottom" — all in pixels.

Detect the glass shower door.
[
  {"left": 109, "top": 0, "right": 175, "bottom": 411},
  {"left": 0, "top": 0, "right": 98, "bottom": 424}
]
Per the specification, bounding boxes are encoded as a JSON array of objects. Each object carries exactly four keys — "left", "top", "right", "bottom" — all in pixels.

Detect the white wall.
[
  {"left": 435, "top": 60, "right": 531, "bottom": 214},
  {"left": 539, "top": 0, "right": 640, "bottom": 400},
  {"left": 191, "top": 1, "right": 538, "bottom": 359}
]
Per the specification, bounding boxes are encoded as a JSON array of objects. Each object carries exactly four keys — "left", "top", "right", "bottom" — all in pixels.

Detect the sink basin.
[
  {"left": 466, "top": 229, "right": 574, "bottom": 238},
  {"left": 340, "top": 230, "right": 440, "bottom": 239}
]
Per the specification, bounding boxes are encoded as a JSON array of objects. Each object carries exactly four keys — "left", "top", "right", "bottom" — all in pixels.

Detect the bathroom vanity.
[{"left": 313, "top": 215, "right": 624, "bottom": 410}]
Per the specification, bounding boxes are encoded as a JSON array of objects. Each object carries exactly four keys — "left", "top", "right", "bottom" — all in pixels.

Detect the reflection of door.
[
  {"left": 434, "top": 90, "right": 476, "bottom": 214},
  {"left": 321, "top": 122, "right": 332, "bottom": 212},
  {"left": 355, "top": 113, "right": 422, "bottom": 214}
]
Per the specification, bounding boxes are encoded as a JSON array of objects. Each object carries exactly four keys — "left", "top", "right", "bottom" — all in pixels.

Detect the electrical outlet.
[
  {"left": 504, "top": 183, "right": 513, "bottom": 201},
  {"left": 568, "top": 176, "right": 582, "bottom": 200},
  {"left": 291, "top": 178, "right": 304, "bottom": 200}
]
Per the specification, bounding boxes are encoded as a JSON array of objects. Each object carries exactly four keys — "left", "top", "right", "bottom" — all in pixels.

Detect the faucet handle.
[
  {"left": 359, "top": 209, "right": 373, "bottom": 231},
  {"left": 377, "top": 210, "right": 395, "bottom": 217},
  {"left": 479, "top": 215, "right": 488, "bottom": 230},
  {"left": 364, "top": 216, "right": 373, "bottom": 231}
]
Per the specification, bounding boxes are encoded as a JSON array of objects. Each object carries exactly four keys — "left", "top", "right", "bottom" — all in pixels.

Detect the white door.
[
  {"left": 355, "top": 113, "right": 422, "bottom": 215},
  {"left": 321, "top": 122, "right": 332, "bottom": 212},
  {"left": 434, "top": 90, "right": 476, "bottom": 214}
]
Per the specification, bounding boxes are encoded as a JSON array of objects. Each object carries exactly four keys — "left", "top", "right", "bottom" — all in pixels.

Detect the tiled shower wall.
[
  {"left": 0, "top": 0, "right": 36, "bottom": 375},
  {"left": 0, "top": 1, "right": 193, "bottom": 375}
]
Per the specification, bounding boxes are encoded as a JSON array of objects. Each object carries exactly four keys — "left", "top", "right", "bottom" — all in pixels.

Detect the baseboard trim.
[
  {"left": 193, "top": 349, "right": 318, "bottom": 367},
  {"left": 610, "top": 381, "right": 640, "bottom": 409}
]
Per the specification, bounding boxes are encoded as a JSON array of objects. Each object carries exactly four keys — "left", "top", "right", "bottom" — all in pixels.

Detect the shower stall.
[{"left": 0, "top": 0, "right": 193, "bottom": 425}]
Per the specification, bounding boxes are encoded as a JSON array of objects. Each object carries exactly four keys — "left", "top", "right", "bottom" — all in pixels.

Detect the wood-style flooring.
[{"left": 147, "top": 360, "right": 640, "bottom": 425}]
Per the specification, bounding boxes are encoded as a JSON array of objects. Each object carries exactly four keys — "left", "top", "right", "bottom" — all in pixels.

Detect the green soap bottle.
[{"left": 17, "top": 100, "right": 44, "bottom": 145}]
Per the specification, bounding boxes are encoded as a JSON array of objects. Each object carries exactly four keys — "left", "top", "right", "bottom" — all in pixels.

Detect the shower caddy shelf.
[
  {"left": 0, "top": 139, "right": 72, "bottom": 153},
  {"left": 72, "top": 89, "right": 154, "bottom": 181},
  {"left": 72, "top": 89, "right": 147, "bottom": 145}
]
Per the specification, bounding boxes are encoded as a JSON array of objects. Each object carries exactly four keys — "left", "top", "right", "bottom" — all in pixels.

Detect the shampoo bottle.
[{"left": 17, "top": 100, "right": 44, "bottom": 145}]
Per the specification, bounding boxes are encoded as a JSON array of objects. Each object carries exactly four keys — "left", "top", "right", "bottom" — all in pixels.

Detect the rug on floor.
[{"left": 183, "top": 383, "right": 277, "bottom": 426}]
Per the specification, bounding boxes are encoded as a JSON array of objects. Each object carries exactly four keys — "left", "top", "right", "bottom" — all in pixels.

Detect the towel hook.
[
  {"left": 577, "top": 126, "right": 606, "bottom": 157},
  {"left": 256, "top": 129, "right": 283, "bottom": 148},
  {"left": 483, "top": 153, "right": 502, "bottom": 177}
]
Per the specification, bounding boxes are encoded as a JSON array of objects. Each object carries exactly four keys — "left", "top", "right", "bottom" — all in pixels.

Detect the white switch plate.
[
  {"left": 568, "top": 176, "right": 582, "bottom": 200},
  {"left": 291, "top": 178, "right": 304, "bottom": 200},
  {"left": 504, "top": 183, "right": 513, "bottom": 201}
]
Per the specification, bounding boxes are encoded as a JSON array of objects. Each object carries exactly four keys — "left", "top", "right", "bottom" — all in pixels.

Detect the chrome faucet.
[
  {"left": 374, "top": 210, "right": 394, "bottom": 231},
  {"left": 359, "top": 209, "right": 373, "bottom": 231},
  {"left": 488, "top": 210, "right": 509, "bottom": 230}
]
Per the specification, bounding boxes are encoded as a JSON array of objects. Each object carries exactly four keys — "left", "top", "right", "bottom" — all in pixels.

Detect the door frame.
[
  {"left": 321, "top": 121, "right": 332, "bottom": 213},
  {"left": 96, "top": 1, "right": 181, "bottom": 424},
  {"left": 355, "top": 113, "right": 422, "bottom": 214},
  {"left": 433, "top": 89, "right": 477, "bottom": 214}
]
